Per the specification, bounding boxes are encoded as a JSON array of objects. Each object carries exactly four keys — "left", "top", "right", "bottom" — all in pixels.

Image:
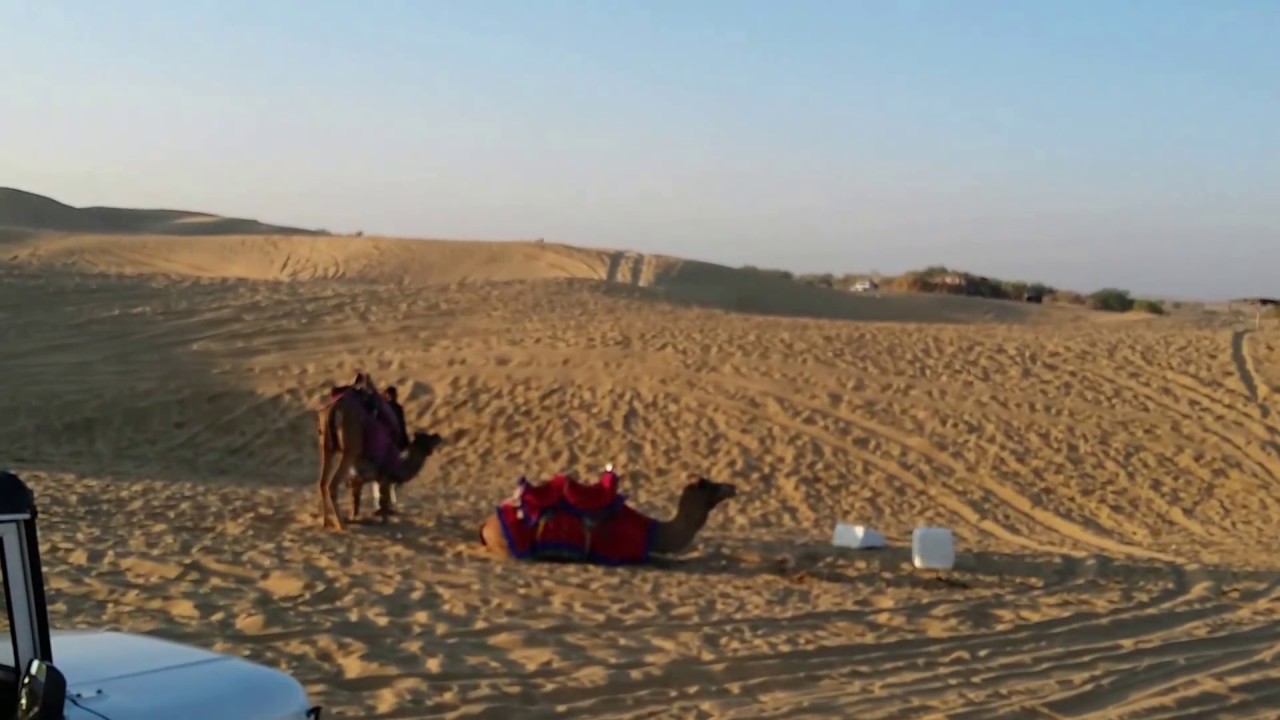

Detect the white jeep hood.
[{"left": 48, "top": 630, "right": 314, "bottom": 720}]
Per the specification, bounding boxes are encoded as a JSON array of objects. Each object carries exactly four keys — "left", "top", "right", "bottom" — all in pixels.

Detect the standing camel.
[
  {"left": 316, "top": 383, "right": 444, "bottom": 531},
  {"left": 478, "top": 472, "right": 738, "bottom": 564}
]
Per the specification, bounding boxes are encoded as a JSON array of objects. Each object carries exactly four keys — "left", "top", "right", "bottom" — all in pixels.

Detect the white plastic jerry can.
[
  {"left": 911, "top": 526, "right": 955, "bottom": 570},
  {"left": 831, "top": 523, "right": 886, "bottom": 549}
]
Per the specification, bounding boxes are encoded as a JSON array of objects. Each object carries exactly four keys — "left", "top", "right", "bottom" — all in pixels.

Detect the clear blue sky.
[{"left": 2, "top": 0, "right": 1276, "bottom": 298}]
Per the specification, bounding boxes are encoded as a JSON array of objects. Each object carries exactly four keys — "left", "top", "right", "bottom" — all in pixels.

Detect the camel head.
[
  {"left": 410, "top": 431, "right": 446, "bottom": 457},
  {"left": 681, "top": 475, "right": 738, "bottom": 512},
  {"left": 384, "top": 431, "right": 447, "bottom": 486}
]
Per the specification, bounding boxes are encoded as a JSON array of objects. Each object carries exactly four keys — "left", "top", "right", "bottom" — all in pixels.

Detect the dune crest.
[
  {"left": 0, "top": 187, "right": 323, "bottom": 237},
  {"left": 2, "top": 189, "right": 1077, "bottom": 326},
  {"left": 4, "top": 230, "right": 1059, "bottom": 324}
]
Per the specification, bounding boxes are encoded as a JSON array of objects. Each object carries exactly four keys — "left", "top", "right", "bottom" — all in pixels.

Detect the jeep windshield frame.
[{"left": 0, "top": 472, "right": 54, "bottom": 675}]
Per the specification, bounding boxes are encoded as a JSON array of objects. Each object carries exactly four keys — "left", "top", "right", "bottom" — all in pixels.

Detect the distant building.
[{"left": 1229, "top": 297, "right": 1280, "bottom": 329}]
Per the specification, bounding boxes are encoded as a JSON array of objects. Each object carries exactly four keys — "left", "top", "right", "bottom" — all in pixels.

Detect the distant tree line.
[{"left": 738, "top": 263, "right": 1166, "bottom": 315}]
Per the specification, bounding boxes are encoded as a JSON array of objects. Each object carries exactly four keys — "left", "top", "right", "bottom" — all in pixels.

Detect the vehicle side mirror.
[{"left": 16, "top": 659, "right": 66, "bottom": 720}]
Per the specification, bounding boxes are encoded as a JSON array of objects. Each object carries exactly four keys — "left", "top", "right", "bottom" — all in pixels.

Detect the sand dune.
[
  {"left": 4, "top": 203, "right": 1280, "bottom": 718},
  {"left": 0, "top": 187, "right": 323, "bottom": 237},
  {"left": 3, "top": 231, "right": 1070, "bottom": 328}
]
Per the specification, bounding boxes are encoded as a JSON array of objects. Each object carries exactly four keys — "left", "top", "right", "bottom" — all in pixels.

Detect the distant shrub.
[
  {"left": 890, "top": 272, "right": 934, "bottom": 294},
  {"left": 740, "top": 262, "right": 1063, "bottom": 306},
  {"left": 834, "top": 273, "right": 868, "bottom": 291},
  {"left": 1133, "top": 299, "right": 1166, "bottom": 315},
  {"left": 1088, "top": 288, "right": 1135, "bottom": 313},
  {"left": 741, "top": 265, "right": 794, "bottom": 281},
  {"left": 887, "top": 268, "right": 1053, "bottom": 302},
  {"left": 1048, "top": 291, "right": 1086, "bottom": 305},
  {"left": 1002, "top": 280, "right": 1029, "bottom": 299},
  {"left": 798, "top": 273, "right": 836, "bottom": 288}
]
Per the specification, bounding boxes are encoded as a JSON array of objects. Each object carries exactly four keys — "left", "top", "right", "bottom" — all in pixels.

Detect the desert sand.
[{"left": 3, "top": 190, "right": 1280, "bottom": 718}]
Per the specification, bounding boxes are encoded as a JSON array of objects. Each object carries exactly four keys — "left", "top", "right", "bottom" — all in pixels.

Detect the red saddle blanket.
[{"left": 493, "top": 471, "right": 658, "bottom": 565}]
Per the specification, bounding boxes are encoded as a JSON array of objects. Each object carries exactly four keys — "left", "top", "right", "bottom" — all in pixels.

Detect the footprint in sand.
[
  {"left": 235, "top": 613, "right": 267, "bottom": 634},
  {"left": 259, "top": 570, "right": 309, "bottom": 599}
]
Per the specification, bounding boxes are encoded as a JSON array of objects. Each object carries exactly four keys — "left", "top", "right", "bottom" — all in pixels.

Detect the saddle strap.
[{"left": 534, "top": 512, "right": 597, "bottom": 558}]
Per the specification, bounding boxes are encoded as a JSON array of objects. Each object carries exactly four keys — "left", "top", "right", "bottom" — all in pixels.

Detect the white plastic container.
[
  {"left": 832, "top": 523, "right": 886, "bottom": 549},
  {"left": 911, "top": 526, "right": 955, "bottom": 569}
]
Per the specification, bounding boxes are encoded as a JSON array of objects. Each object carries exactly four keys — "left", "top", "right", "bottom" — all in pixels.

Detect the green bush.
[
  {"left": 798, "top": 273, "right": 836, "bottom": 288},
  {"left": 741, "top": 265, "right": 794, "bottom": 281},
  {"left": 1002, "top": 280, "right": 1029, "bottom": 299},
  {"left": 1133, "top": 299, "right": 1166, "bottom": 315},
  {"left": 1088, "top": 288, "right": 1135, "bottom": 313}
]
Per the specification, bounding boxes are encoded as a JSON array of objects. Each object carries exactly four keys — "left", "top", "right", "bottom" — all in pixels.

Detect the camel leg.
[
  {"left": 316, "top": 431, "right": 336, "bottom": 529},
  {"left": 324, "top": 452, "right": 356, "bottom": 532},
  {"left": 374, "top": 480, "right": 396, "bottom": 520},
  {"left": 317, "top": 466, "right": 329, "bottom": 528},
  {"left": 349, "top": 475, "right": 365, "bottom": 522}
]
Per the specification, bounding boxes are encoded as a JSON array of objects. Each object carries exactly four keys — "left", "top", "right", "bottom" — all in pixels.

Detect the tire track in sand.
[
  {"left": 1157, "top": 366, "right": 1274, "bottom": 439},
  {"left": 1031, "top": 578, "right": 1280, "bottom": 720},
  {"left": 952, "top": 621, "right": 1280, "bottom": 720},
  {"left": 703, "top": 373, "right": 1176, "bottom": 562},
  {"left": 1239, "top": 326, "right": 1280, "bottom": 474},
  {"left": 1233, "top": 328, "right": 1280, "bottom": 475},
  {"left": 1228, "top": 329, "right": 1280, "bottom": 472},
  {"left": 772, "top": 579, "right": 1280, "bottom": 720},
  {"left": 1232, "top": 329, "right": 1262, "bottom": 407},
  {"left": 1067, "top": 361, "right": 1280, "bottom": 486},
  {"left": 545, "top": 568, "right": 1272, "bottom": 718},
  {"left": 679, "top": 384, "right": 1064, "bottom": 555},
  {"left": 1068, "top": 638, "right": 1280, "bottom": 719}
]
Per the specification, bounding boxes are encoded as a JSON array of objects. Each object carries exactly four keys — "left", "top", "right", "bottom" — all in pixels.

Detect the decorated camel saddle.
[
  {"left": 493, "top": 465, "right": 658, "bottom": 565},
  {"left": 325, "top": 371, "right": 406, "bottom": 476}
]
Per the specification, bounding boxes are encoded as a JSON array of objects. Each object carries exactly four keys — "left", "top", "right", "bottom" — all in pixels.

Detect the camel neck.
[
  {"left": 650, "top": 488, "right": 712, "bottom": 555},
  {"left": 390, "top": 445, "right": 430, "bottom": 484}
]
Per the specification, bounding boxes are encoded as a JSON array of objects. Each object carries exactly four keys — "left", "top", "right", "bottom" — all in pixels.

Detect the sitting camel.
[
  {"left": 316, "top": 374, "right": 445, "bottom": 531},
  {"left": 478, "top": 468, "right": 737, "bottom": 564}
]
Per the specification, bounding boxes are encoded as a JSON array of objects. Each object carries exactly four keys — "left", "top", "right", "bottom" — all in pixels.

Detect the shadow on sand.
[
  {"left": 0, "top": 266, "right": 325, "bottom": 492},
  {"left": 641, "top": 540, "right": 1280, "bottom": 596},
  {"left": 596, "top": 264, "right": 1047, "bottom": 325},
  {"left": 406, "top": 512, "right": 1280, "bottom": 596}
]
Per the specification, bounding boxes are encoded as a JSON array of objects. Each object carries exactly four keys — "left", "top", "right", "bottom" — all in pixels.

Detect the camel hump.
[
  {"left": 562, "top": 470, "right": 620, "bottom": 512},
  {"left": 512, "top": 471, "right": 623, "bottom": 519}
]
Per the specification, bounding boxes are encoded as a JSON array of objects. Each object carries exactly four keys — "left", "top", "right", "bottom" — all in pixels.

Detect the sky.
[{"left": 1, "top": 0, "right": 1276, "bottom": 299}]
